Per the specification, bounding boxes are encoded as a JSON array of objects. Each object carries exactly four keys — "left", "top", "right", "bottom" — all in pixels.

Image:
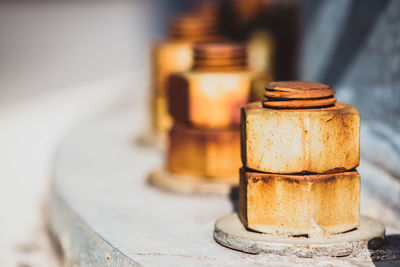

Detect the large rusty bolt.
[
  {"left": 239, "top": 168, "right": 360, "bottom": 236},
  {"left": 241, "top": 81, "right": 360, "bottom": 174},
  {"left": 168, "top": 43, "right": 252, "bottom": 128},
  {"left": 167, "top": 124, "right": 241, "bottom": 178}
]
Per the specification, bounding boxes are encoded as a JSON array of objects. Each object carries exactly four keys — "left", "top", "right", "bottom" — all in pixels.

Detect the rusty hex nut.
[
  {"left": 241, "top": 101, "right": 360, "bottom": 174},
  {"left": 167, "top": 124, "right": 241, "bottom": 178},
  {"left": 168, "top": 43, "right": 252, "bottom": 128},
  {"left": 239, "top": 168, "right": 360, "bottom": 236},
  {"left": 152, "top": 15, "right": 219, "bottom": 135},
  {"left": 168, "top": 71, "right": 251, "bottom": 128}
]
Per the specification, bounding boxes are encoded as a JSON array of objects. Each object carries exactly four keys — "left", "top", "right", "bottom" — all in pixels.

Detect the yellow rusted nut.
[
  {"left": 168, "top": 43, "right": 252, "bottom": 128},
  {"left": 239, "top": 168, "right": 360, "bottom": 236},
  {"left": 152, "top": 14, "right": 218, "bottom": 135},
  {"left": 169, "top": 72, "right": 251, "bottom": 128},
  {"left": 241, "top": 81, "right": 360, "bottom": 174},
  {"left": 167, "top": 124, "right": 241, "bottom": 178}
]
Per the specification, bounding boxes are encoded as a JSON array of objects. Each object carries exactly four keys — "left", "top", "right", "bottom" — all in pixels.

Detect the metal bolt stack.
[
  {"left": 239, "top": 81, "right": 361, "bottom": 236},
  {"left": 166, "top": 43, "right": 252, "bottom": 183}
]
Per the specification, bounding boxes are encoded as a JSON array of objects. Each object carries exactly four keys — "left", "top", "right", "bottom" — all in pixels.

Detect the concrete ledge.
[
  {"left": 49, "top": 188, "right": 139, "bottom": 267},
  {"left": 48, "top": 107, "right": 400, "bottom": 266}
]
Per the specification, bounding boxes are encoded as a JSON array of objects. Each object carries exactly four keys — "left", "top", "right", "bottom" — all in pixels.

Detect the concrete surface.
[
  {"left": 49, "top": 105, "right": 400, "bottom": 266},
  {"left": 0, "top": 74, "right": 135, "bottom": 267}
]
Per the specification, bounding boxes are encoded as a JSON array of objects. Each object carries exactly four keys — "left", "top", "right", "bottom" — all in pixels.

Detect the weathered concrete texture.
[
  {"left": 49, "top": 107, "right": 400, "bottom": 266},
  {"left": 148, "top": 168, "right": 236, "bottom": 195},
  {"left": 50, "top": 190, "right": 140, "bottom": 267},
  {"left": 214, "top": 213, "right": 386, "bottom": 258},
  {"left": 0, "top": 74, "right": 135, "bottom": 266}
]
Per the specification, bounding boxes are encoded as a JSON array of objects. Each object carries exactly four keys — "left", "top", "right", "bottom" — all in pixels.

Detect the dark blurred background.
[{"left": 302, "top": 1, "right": 400, "bottom": 187}]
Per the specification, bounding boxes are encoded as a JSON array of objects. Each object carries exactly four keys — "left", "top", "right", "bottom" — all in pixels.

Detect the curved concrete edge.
[
  {"left": 214, "top": 213, "right": 386, "bottom": 258},
  {"left": 48, "top": 183, "right": 140, "bottom": 267}
]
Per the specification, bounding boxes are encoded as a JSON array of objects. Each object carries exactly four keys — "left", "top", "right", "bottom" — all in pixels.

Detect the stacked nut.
[
  {"left": 152, "top": 13, "right": 218, "bottom": 138},
  {"left": 167, "top": 43, "right": 252, "bottom": 180},
  {"left": 239, "top": 81, "right": 360, "bottom": 236}
]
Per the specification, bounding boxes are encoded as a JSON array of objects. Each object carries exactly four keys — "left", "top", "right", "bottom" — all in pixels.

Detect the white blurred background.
[
  {"left": 0, "top": 1, "right": 152, "bottom": 103},
  {"left": 0, "top": 1, "right": 167, "bottom": 265}
]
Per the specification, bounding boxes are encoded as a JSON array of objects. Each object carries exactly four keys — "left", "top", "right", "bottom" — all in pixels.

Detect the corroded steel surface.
[
  {"left": 241, "top": 102, "right": 360, "bottom": 174},
  {"left": 239, "top": 168, "right": 360, "bottom": 235},
  {"left": 263, "top": 81, "right": 336, "bottom": 109}
]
